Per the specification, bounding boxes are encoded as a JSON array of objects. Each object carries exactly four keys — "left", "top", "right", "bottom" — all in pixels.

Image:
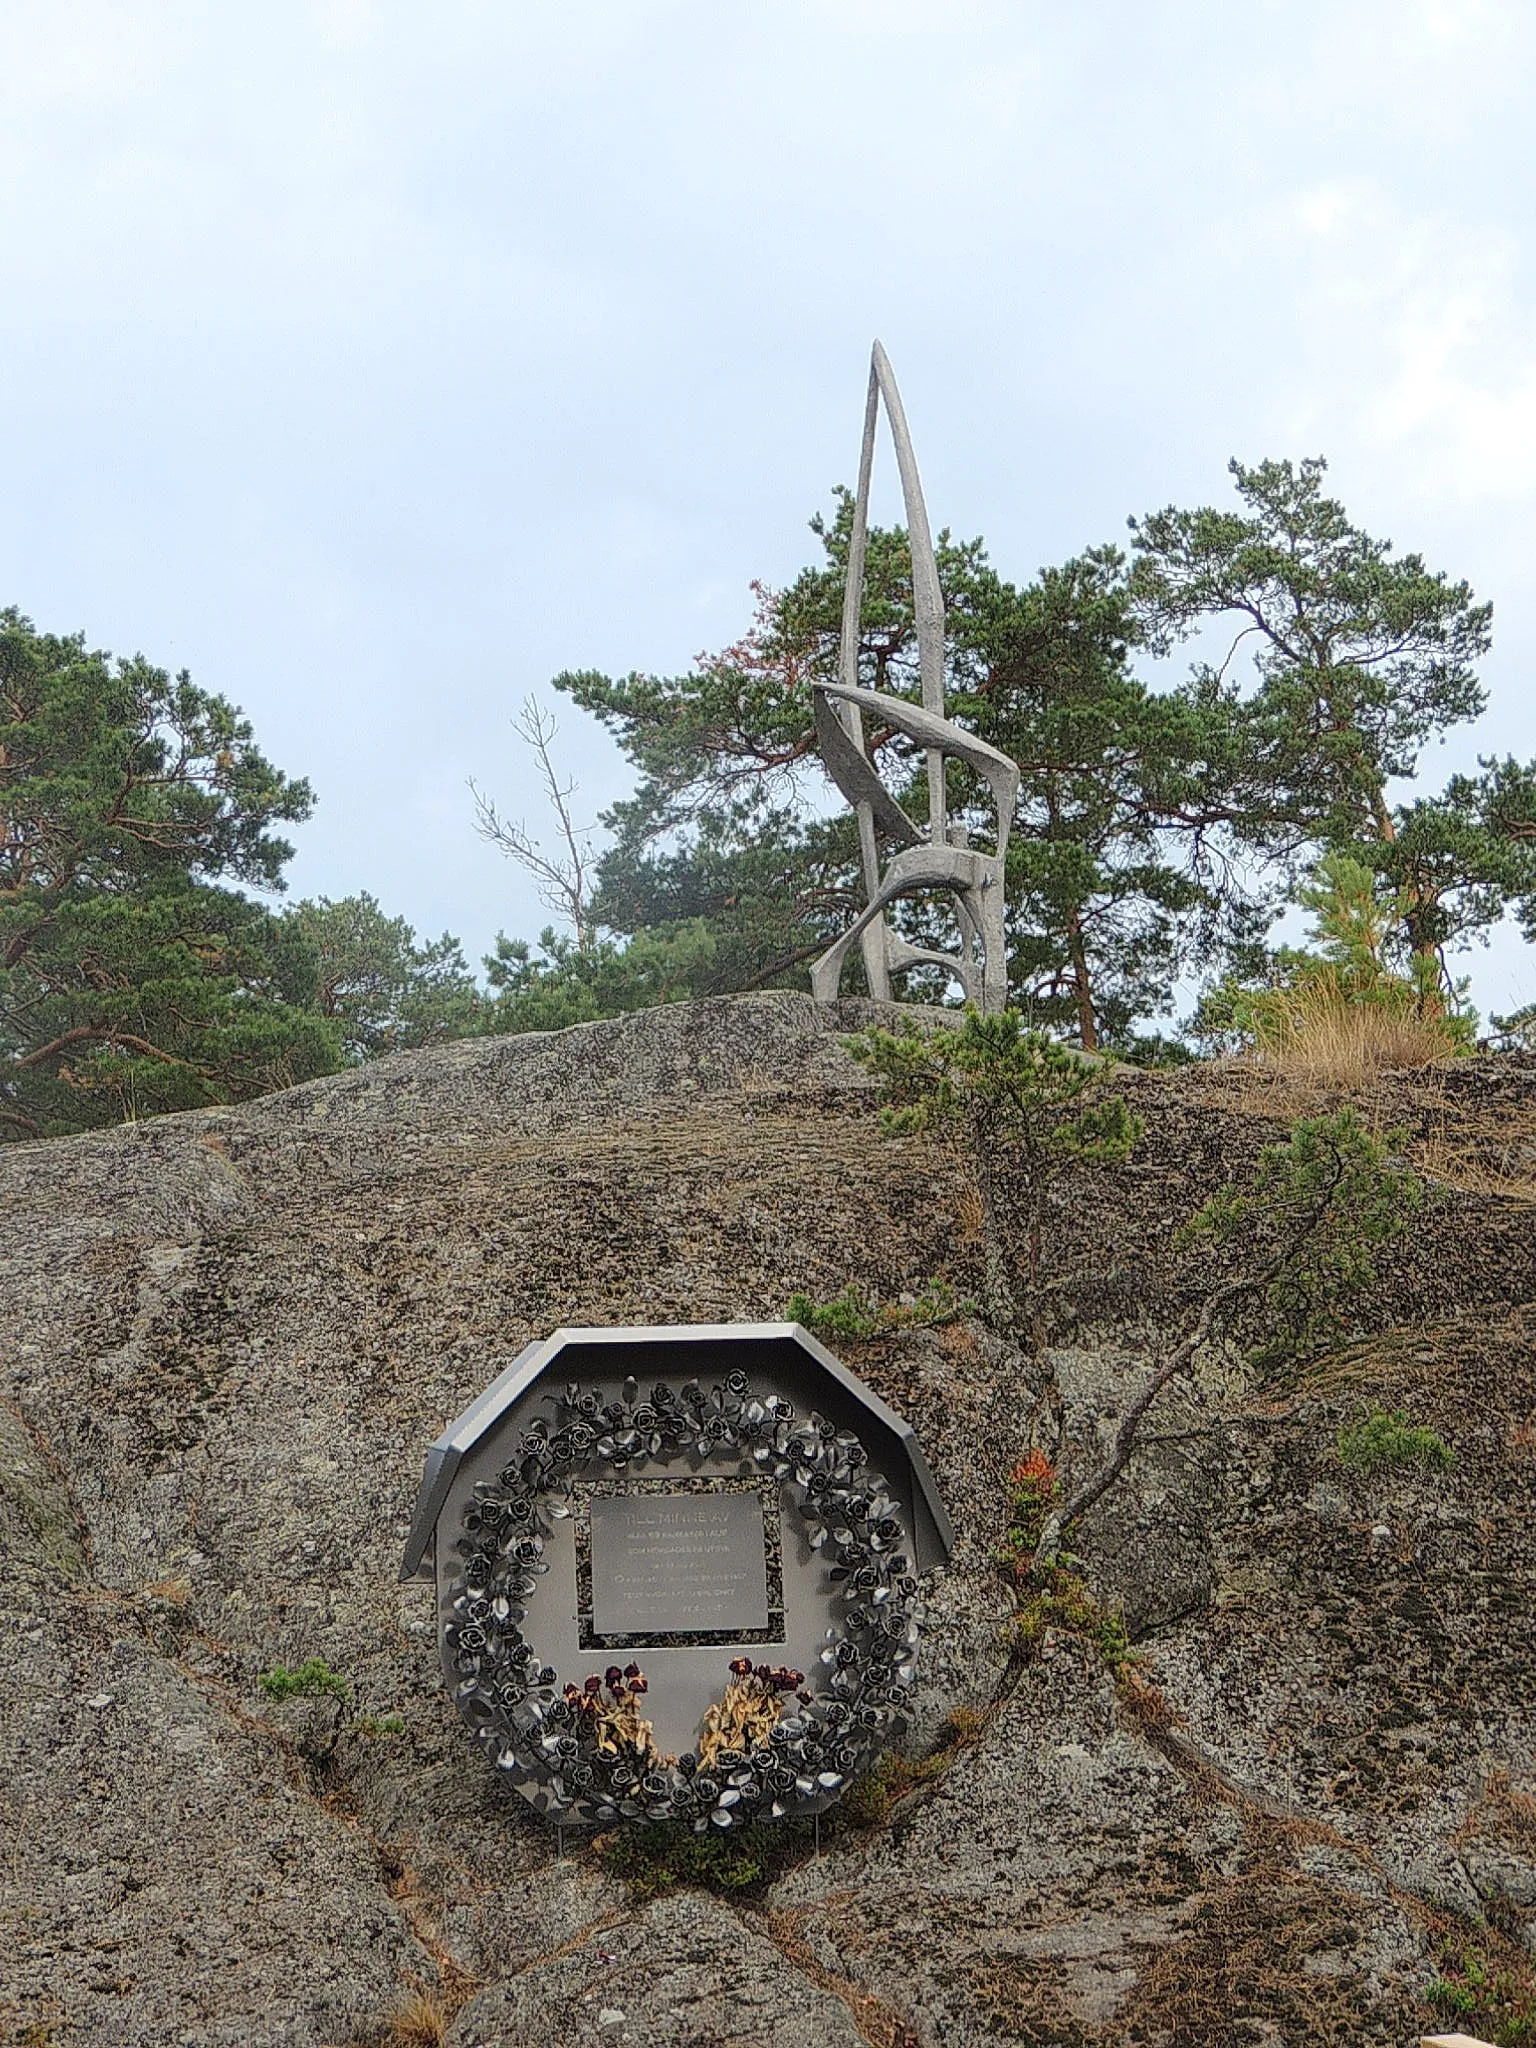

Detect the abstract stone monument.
[
  {"left": 402, "top": 1322, "right": 953, "bottom": 1829},
  {"left": 812, "top": 340, "right": 1020, "bottom": 1010}
]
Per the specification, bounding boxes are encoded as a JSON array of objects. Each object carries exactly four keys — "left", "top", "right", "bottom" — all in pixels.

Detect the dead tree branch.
[
  {"left": 1031, "top": 1162, "right": 1348, "bottom": 1572},
  {"left": 472, "top": 696, "right": 597, "bottom": 948}
]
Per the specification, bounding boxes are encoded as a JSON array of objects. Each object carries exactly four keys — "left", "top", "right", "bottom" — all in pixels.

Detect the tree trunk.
[
  {"left": 1371, "top": 788, "right": 1443, "bottom": 1014},
  {"left": 1064, "top": 905, "right": 1098, "bottom": 1052}
]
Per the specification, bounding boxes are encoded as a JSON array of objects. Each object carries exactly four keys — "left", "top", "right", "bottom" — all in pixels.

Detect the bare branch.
[
  {"left": 15, "top": 1023, "right": 214, "bottom": 1086},
  {"left": 1031, "top": 1154, "right": 1348, "bottom": 1570},
  {"left": 472, "top": 696, "right": 598, "bottom": 948}
]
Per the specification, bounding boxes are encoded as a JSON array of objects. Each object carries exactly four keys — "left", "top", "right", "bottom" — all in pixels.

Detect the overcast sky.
[{"left": 5, "top": 0, "right": 1535, "bottom": 1021}]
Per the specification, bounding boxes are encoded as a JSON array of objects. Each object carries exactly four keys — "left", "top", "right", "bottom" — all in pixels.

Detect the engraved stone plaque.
[{"left": 581, "top": 1478, "right": 781, "bottom": 1648}]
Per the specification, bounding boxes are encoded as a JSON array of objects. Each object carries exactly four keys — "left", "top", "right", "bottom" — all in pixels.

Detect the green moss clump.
[
  {"left": 1427, "top": 1934, "right": 1536, "bottom": 2045},
  {"left": 355, "top": 1712, "right": 405, "bottom": 1737},
  {"left": 784, "top": 1279, "right": 965, "bottom": 1342},
  {"left": 1009, "top": 1563, "right": 1139, "bottom": 1683},
  {"left": 1337, "top": 1406, "right": 1455, "bottom": 1475},
  {"left": 839, "top": 1707, "right": 987, "bottom": 1828},
  {"left": 257, "top": 1655, "right": 349, "bottom": 1701},
  {"left": 597, "top": 1818, "right": 815, "bottom": 1902}
]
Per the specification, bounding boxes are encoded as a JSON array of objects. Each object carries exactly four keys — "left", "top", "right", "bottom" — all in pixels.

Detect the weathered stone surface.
[
  {"left": 448, "top": 1892, "right": 869, "bottom": 2047},
  {"left": 1, "top": 1399, "right": 85, "bottom": 1581},
  {"left": 770, "top": 1639, "right": 1201, "bottom": 2043},
  {"left": 0, "top": 1555, "right": 415, "bottom": 2046},
  {"left": 2, "top": 996, "right": 1533, "bottom": 2045}
]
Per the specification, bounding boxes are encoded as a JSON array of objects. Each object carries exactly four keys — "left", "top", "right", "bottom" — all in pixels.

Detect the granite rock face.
[
  {"left": 2, "top": 992, "right": 1533, "bottom": 2046},
  {"left": 447, "top": 1891, "right": 870, "bottom": 2048}
]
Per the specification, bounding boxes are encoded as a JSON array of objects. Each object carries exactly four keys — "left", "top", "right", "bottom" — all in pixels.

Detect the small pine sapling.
[
  {"left": 1179, "top": 1108, "right": 1424, "bottom": 1372},
  {"left": 842, "top": 1009, "right": 1142, "bottom": 1335}
]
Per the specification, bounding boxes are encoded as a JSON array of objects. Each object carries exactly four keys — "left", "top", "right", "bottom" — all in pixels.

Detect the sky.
[{"left": 4, "top": 0, "right": 1535, "bottom": 1022}]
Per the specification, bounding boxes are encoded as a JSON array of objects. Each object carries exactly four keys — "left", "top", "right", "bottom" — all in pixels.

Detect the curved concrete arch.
[{"left": 812, "top": 342, "right": 1019, "bottom": 1012}]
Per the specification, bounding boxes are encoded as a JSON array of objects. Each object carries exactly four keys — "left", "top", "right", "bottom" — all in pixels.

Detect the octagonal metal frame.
[{"left": 401, "top": 1321, "right": 955, "bottom": 1585}]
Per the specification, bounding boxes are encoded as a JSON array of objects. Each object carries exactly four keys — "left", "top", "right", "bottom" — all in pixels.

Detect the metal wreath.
[{"left": 443, "top": 1370, "right": 927, "bottom": 1828}]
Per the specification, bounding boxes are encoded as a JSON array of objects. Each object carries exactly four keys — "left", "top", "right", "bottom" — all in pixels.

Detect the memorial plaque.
[
  {"left": 585, "top": 1481, "right": 775, "bottom": 1645},
  {"left": 573, "top": 1474, "right": 782, "bottom": 1646},
  {"left": 404, "top": 1323, "right": 956, "bottom": 1829}
]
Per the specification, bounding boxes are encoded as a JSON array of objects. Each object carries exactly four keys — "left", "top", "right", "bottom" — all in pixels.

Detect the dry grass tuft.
[
  {"left": 1116, "top": 1664, "right": 1179, "bottom": 1732},
  {"left": 140, "top": 1575, "right": 191, "bottom": 1607},
  {"left": 1239, "top": 982, "right": 1459, "bottom": 1091},
  {"left": 1206, "top": 1020, "right": 1536, "bottom": 1206},
  {"left": 938, "top": 1317, "right": 982, "bottom": 1366},
  {"left": 380, "top": 1983, "right": 448, "bottom": 2048},
  {"left": 1460, "top": 1767, "right": 1536, "bottom": 1862},
  {"left": 1120, "top": 1860, "right": 1405, "bottom": 2045},
  {"left": 953, "top": 1180, "right": 985, "bottom": 1242},
  {"left": 1413, "top": 1072, "right": 1536, "bottom": 1203}
]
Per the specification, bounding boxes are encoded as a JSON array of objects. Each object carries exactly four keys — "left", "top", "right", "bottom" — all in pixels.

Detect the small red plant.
[
  {"left": 995, "top": 1449, "right": 1058, "bottom": 1586},
  {"left": 1010, "top": 1450, "right": 1056, "bottom": 1491}
]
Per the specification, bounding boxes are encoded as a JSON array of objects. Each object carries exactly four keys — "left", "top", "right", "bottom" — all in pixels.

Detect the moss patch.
[
  {"left": 1427, "top": 1929, "right": 1536, "bottom": 2046},
  {"left": 1338, "top": 1405, "right": 1456, "bottom": 1473},
  {"left": 0, "top": 1406, "right": 85, "bottom": 1579},
  {"left": 595, "top": 1817, "right": 816, "bottom": 1902}
]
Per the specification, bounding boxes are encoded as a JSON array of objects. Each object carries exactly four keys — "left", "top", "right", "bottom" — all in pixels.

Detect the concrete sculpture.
[{"left": 811, "top": 341, "right": 1019, "bottom": 1011}]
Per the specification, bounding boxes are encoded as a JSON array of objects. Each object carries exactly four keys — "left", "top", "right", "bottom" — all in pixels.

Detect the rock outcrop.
[{"left": 3, "top": 993, "right": 1533, "bottom": 2045}]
